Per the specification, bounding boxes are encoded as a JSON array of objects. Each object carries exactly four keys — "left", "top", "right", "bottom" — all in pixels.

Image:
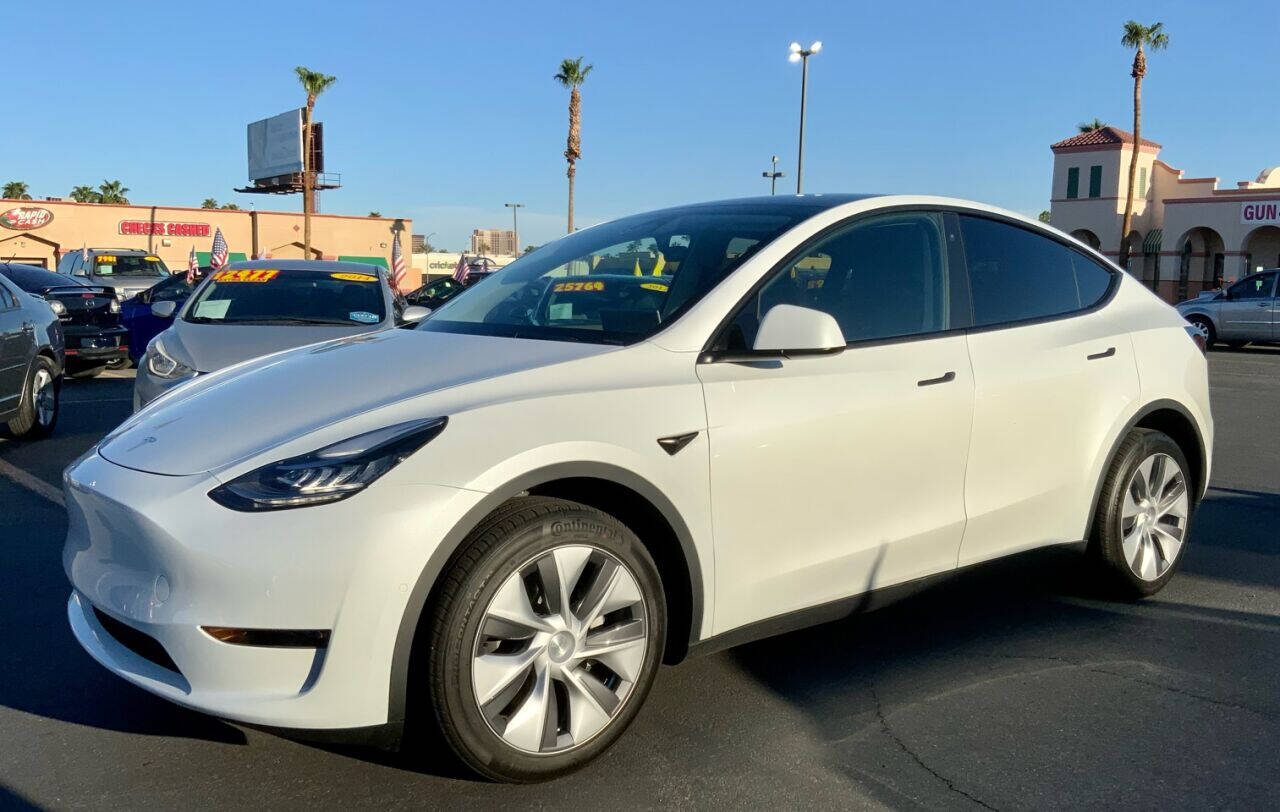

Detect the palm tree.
[
  {"left": 202, "top": 198, "right": 218, "bottom": 209},
  {"left": 2, "top": 181, "right": 32, "bottom": 200},
  {"left": 1119, "top": 20, "right": 1168, "bottom": 268},
  {"left": 98, "top": 180, "right": 129, "bottom": 204},
  {"left": 70, "top": 185, "right": 101, "bottom": 203},
  {"left": 368, "top": 211, "right": 381, "bottom": 218},
  {"left": 554, "top": 57, "right": 593, "bottom": 233},
  {"left": 220, "top": 203, "right": 241, "bottom": 210},
  {"left": 294, "top": 66, "right": 338, "bottom": 257},
  {"left": 1077, "top": 118, "right": 1106, "bottom": 133}
]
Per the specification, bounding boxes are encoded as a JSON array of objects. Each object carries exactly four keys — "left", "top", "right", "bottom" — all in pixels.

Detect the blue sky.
[{"left": 7, "top": 0, "right": 1277, "bottom": 250}]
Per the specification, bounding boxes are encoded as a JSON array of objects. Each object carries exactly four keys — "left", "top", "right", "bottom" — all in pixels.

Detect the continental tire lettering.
[{"left": 547, "top": 518, "right": 617, "bottom": 539}]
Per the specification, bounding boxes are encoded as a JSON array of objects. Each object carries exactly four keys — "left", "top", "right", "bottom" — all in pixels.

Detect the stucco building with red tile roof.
[{"left": 1048, "top": 126, "right": 1280, "bottom": 301}]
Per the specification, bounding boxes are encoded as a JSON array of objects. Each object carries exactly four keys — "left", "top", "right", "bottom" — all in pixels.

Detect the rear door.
[
  {"left": 958, "top": 214, "right": 1138, "bottom": 566},
  {"left": 1217, "top": 272, "right": 1276, "bottom": 341}
]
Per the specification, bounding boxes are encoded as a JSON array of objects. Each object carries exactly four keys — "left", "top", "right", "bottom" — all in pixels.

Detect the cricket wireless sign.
[
  {"left": 1241, "top": 201, "right": 1280, "bottom": 226},
  {"left": 0, "top": 206, "right": 54, "bottom": 230}
]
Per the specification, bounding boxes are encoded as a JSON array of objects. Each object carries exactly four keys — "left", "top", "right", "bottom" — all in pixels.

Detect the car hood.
[
  {"left": 98, "top": 327, "right": 616, "bottom": 475},
  {"left": 162, "top": 320, "right": 379, "bottom": 373},
  {"left": 96, "top": 276, "right": 165, "bottom": 296}
]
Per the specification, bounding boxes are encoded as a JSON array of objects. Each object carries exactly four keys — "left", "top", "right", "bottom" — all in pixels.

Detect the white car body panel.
[{"left": 62, "top": 194, "right": 1214, "bottom": 734}]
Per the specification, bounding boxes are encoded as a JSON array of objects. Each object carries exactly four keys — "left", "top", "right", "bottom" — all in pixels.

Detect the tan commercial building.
[
  {"left": 469, "top": 228, "right": 517, "bottom": 256},
  {"left": 1048, "top": 126, "right": 1280, "bottom": 302},
  {"left": 0, "top": 199, "right": 420, "bottom": 289}
]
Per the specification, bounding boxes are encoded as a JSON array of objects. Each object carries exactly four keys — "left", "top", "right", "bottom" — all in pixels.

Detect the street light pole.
[
  {"left": 788, "top": 40, "right": 822, "bottom": 195},
  {"left": 762, "top": 155, "right": 785, "bottom": 195},
  {"left": 504, "top": 203, "right": 524, "bottom": 257}
]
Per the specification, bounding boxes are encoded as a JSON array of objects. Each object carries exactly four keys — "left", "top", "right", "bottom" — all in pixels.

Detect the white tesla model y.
[{"left": 63, "top": 195, "right": 1212, "bottom": 782}]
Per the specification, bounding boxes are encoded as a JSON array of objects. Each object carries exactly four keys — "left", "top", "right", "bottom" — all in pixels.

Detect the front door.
[
  {"left": 698, "top": 211, "right": 973, "bottom": 635},
  {"left": 1218, "top": 272, "right": 1277, "bottom": 341},
  {"left": 0, "top": 279, "right": 27, "bottom": 413}
]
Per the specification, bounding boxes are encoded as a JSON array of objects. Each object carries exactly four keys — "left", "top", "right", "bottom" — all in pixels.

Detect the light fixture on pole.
[
  {"left": 762, "top": 155, "right": 785, "bottom": 195},
  {"left": 788, "top": 40, "right": 822, "bottom": 194},
  {"left": 504, "top": 203, "right": 524, "bottom": 257}
]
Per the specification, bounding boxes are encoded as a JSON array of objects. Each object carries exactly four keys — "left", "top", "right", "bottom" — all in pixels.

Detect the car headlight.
[
  {"left": 208, "top": 417, "right": 448, "bottom": 511},
  {"left": 146, "top": 338, "right": 196, "bottom": 379},
  {"left": 47, "top": 298, "right": 67, "bottom": 316}
]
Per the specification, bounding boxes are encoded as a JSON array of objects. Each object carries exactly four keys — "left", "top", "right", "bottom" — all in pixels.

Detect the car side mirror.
[
  {"left": 151, "top": 300, "right": 178, "bottom": 318},
  {"left": 401, "top": 305, "right": 430, "bottom": 324},
  {"left": 753, "top": 304, "right": 846, "bottom": 355}
]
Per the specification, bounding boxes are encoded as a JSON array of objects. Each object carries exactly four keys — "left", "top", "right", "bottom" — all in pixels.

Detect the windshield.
[
  {"left": 420, "top": 203, "right": 821, "bottom": 344},
  {"left": 93, "top": 254, "right": 169, "bottom": 277},
  {"left": 184, "top": 268, "right": 386, "bottom": 326}
]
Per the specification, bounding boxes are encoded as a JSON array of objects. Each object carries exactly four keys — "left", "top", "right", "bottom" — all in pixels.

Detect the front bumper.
[{"left": 62, "top": 450, "right": 485, "bottom": 730}]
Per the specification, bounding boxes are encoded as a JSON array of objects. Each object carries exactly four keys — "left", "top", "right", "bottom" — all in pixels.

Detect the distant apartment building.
[
  {"left": 470, "top": 228, "right": 517, "bottom": 256},
  {"left": 1048, "top": 126, "right": 1280, "bottom": 302}
]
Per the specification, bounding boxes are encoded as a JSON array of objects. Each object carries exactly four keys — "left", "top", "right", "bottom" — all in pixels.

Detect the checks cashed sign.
[
  {"left": 0, "top": 206, "right": 54, "bottom": 230},
  {"left": 1241, "top": 201, "right": 1280, "bottom": 226}
]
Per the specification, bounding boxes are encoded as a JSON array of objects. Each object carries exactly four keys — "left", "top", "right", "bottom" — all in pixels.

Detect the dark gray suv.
[{"left": 55, "top": 249, "right": 172, "bottom": 299}]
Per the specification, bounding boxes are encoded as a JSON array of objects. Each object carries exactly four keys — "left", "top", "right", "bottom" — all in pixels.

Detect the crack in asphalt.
[{"left": 868, "top": 683, "right": 1000, "bottom": 811}]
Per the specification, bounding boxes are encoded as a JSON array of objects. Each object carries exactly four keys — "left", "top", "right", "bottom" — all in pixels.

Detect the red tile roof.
[{"left": 1050, "top": 126, "right": 1162, "bottom": 150}]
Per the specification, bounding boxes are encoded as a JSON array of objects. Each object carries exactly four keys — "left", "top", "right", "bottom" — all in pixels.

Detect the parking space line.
[{"left": 0, "top": 457, "right": 65, "bottom": 508}]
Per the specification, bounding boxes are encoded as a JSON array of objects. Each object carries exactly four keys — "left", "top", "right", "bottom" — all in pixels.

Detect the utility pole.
[
  {"left": 504, "top": 203, "right": 524, "bottom": 258},
  {"left": 762, "top": 155, "right": 785, "bottom": 195}
]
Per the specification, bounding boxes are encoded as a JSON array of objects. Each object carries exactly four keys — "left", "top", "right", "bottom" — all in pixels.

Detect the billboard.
[{"left": 247, "top": 109, "right": 304, "bottom": 181}]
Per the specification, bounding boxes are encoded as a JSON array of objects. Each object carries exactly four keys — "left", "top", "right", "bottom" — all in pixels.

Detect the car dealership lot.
[{"left": 1, "top": 353, "right": 1277, "bottom": 809}]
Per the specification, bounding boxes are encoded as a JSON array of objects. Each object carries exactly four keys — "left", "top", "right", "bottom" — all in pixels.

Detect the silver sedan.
[
  {"left": 1176, "top": 269, "right": 1279, "bottom": 348},
  {"left": 134, "top": 261, "right": 426, "bottom": 410}
]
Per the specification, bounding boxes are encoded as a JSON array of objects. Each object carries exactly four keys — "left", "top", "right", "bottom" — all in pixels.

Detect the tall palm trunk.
[
  {"left": 1120, "top": 48, "right": 1145, "bottom": 270},
  {"left": 565, "top": 87, "right": 581, "bottom": 233},
  {"left": 303, "top": 95, "right": 315, "bottom": 257}
]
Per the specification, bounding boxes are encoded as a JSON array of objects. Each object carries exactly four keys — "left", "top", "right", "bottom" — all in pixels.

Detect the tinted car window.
[
  {"left": 423, "top": 204, "right": 821, "bottom": 345},
  {"left": 184, "top": 268, "right": 386, "bottom": 326},
  {"left": 149, "top": 273, "right": 197, "bottom": 303},
  {"left": 961, "top": 215, "right": 1112, "bottom": 327},
  {"left": 724, "top": 212, "right": 950, "bottom": 349},
  {"left": 0, "top": 264, "right": 72, "bottom": 291},
  {"left": 0, "top": 278, "right": 17, "bottom": 309},
  {"left": 1228, "top": 272, "right": 1276, "bottom": 300}
]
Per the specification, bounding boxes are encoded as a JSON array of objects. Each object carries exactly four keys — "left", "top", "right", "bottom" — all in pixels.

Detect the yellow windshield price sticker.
[
  {"left": 144, "top": 255, "right": 161, "bottom": 262},
  {"left": 213, "top": 269, "right": 279, "bottom": 283},
  {"left": 330, "top": 272, "right": 378, "bottom": 282},
  {"left": 95, "top": 255, "right": 117, "bottom": 263},
  {"left": 553, "top": 280, "right": 605, "bottom": 293},
  {"left": 640, "top": 283, "right": 669, "bottom": 292}
]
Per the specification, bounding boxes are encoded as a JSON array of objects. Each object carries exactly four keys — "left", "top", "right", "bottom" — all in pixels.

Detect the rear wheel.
[
  {"left": 7, "top": 356, "right": 59, "bottom": 439},
  {"left": 426, "top": 496, "right": 666, "bottom": 782},
  {"left": 1090, "top": 429, "right": 1193, "bottom": 597}
]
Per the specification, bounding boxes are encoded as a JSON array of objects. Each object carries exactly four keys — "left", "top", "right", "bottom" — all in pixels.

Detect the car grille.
[{"left": 93, "top": 607, "right": 182, "bottom": 675}]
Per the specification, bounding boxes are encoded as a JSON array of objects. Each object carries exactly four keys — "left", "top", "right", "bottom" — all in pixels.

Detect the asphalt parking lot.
[{"left": 1, "top": 352, "right": 1277, "bottom": 810}]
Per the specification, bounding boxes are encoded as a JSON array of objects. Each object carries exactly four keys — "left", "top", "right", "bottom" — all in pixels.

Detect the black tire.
[
  {"left": 106, "top": 357, "right": 129, "bottom": 369},
  {"left": 1186, "top": 316, "right": 1215, "bottom": 348},
  {"left": 6, "top": 356, "right": 59, "bottom": 439},
  {"left": 1225, "top": 340, "right": 1248, "bottom": 349},
  {"left": 1089, "top": 429, "right": 1195, "bottom": 598},
  {"left": 426, "top": 496, "right": 666, "bottom": 782},
  {"left": 69, "top": 364, "right": 105, "bottom": 379}
]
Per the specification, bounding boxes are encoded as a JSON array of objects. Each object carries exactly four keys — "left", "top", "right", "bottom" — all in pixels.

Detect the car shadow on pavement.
[{"left": 0, "top": 487, "right": 246, "bottom": 746}]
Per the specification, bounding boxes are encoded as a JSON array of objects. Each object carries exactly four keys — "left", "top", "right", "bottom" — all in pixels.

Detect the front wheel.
[
  {"left": 426, "top": 497, "right": 666, "bottom": 782},
  {"left": 1090, "top": 429, "right": 1194, "bottom": 597},
  {"left": 6, "top": 356, "right": 59, "bottom": 439}
]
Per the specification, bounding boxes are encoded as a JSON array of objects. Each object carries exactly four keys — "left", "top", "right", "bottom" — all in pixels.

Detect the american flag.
[
  {"left": 390, "top": 231, "right": 407, "bottom": 290},
  {"left": 209, "top": 227, "right": 228, "bottom": 271},
  {"left": 80, "top": 243, "right": 88, "bottom": 262},
  {"left": 186, "top": 246, "right": 199, "bottom": 284},
  {"left": 452, "top": 254, "right": 470, "bottom": 283}
]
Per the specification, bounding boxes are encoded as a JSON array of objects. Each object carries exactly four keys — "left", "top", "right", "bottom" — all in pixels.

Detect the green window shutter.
[
  {"left": 1088, "top": 165, "right": 1102, "bottom": 198},
  {"left": 1066, "top": 167, "right": 1079, "bottom": 199},
  {"left": 196, "top": 251, "right": 210, "bottom": 266},
  {"left": 1139, "top": 167, "right": 1148, "bottom": 197},
  {"left": 195, "top": 252, "right": 248, "bottom": 266},
  {"left": 337, "top": 255, "right": 389, "bottom": 269}
]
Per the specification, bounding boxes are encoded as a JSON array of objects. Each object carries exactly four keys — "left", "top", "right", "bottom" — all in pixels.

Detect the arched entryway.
[
  {"left": 1174, "top": 227, "right": 1226, "bottom": 301},
  {"left": 1240, "top": 225, "right": 1280, "bottom": 275},
  {"left": 1070, "top": 229, "right": 1101, "bottom": 251},
  {"left": 0, "top": 232, "right": 59, "bottom": 268}
]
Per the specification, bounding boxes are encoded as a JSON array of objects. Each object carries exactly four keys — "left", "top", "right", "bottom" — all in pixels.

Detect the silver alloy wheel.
[
  {"left": 471, "top": 544, "right": 649, "bottom": 754},
  {"left": 1120, "top": 452, "right": 1189, "bottom": 581},
  {"left": 32, "top": 368, "right": 55, "bottom": 427}
]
